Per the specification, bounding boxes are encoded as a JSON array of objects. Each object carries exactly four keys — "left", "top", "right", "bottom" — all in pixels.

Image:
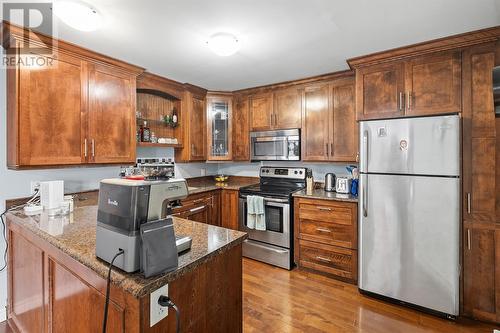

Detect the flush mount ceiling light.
[
  {"left": 206, "top": 33, "right": 240, "bottom": 56},
  {"left": 52, "top": 0, "right": 102, "bottom": 32}
]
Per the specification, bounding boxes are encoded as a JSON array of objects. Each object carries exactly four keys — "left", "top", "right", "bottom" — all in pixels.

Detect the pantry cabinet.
[
  {"left": 4, "top": 22, "right": 143, "bottom": 169},
  {"left": 354, "top": 51, "right": 462, "bottom": 120}
]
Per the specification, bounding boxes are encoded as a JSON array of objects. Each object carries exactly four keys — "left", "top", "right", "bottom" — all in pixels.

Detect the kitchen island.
[{"left": 5, "top": 198, "right": 246, "bottom": 332}]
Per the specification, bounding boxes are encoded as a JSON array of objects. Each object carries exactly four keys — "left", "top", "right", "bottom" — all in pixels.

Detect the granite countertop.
[
  {"left": 186, "top": 176, "right": 258, "bottom": 195},
  {"left": 6, "top": 202, "right": 247, "bottom": 298},
  {"left": 293, "top": 188, "right": 358, "bottom": 203}
]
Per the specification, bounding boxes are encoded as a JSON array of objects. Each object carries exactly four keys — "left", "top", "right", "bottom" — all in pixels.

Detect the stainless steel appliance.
[
  {"left": 324, "top": 173, "right": 336, "bottom": 192},
  {"left": 96, "top": 178, "right": 190, "bottom": 272},
  {"left": 250, "top": 129, "right": 300, "bottom": 161},
  {"left": 358, "top": 115, "right": 460, "bottom": 318},
  {"left": 239, "top": 166, "right": 308, "bottom": 269},
  {"left": 335, "top": 177, "right": 351, "bottom": 194}
]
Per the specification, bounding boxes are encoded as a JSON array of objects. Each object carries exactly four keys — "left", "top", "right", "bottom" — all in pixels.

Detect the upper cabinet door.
[
  {"left": 207, "top": 95, "right": 232, "bottom": 161},
  {"left": 330, "top": 79, "right": 358, "bottom": 162},
  {"left": 302, "top": 84, "right": 330, "bottom": 161},
  {"left": 190, "top": 96, "right": 207, "bottom": 161},
  {"left": 405, "top": 51, "right": 462, "bottom": 116},
  {"left": 356, "top": 62, "right": 405, "bottom": 120},
  {"left": 250, "top": 93, "right": 273, "bottom": 130},
  {"left": 273, "top": 87, "right": 302, "bottom": 129},
  {"left": 88, "top": 64, "right": 136, "bottom": 164},
  {"left": 232, "top": 96, "right": 250, "bottom": 161},
  {"left": 16, "top": 53, "right": 87, "bottom": 167}
]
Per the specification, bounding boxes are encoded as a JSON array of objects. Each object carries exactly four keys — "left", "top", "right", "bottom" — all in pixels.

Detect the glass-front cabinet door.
[{"left": 207, "top": 94, "right": 233, "bottom": 160}]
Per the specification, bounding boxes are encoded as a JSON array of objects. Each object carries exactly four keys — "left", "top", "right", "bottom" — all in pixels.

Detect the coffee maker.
[{"left": 95, "top": 178, "right": 189, "bottom": 273}]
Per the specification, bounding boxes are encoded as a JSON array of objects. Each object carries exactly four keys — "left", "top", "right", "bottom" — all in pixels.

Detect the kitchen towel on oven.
[
  {"left": 246, "top": 195, "right": 256, "bottom": 229},
  {"left": 253, "top": 196, "right": 266, "bottom": 231}
]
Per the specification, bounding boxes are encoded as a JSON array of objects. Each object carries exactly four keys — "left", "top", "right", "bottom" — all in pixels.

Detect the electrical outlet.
[
  {"left": 200, "top": 168, "right": 206, "bottom": 176},
  {"left": 30, "top": 181, "right": 41, "bottom": 195},
  {"left": 150, "top": 284, "right": 168, "bottom": 327}
]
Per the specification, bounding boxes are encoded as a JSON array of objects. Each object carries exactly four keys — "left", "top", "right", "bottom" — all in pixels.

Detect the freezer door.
[
  {"left": 358, "top": 173, "right": 460, "bottom": 316},
  {"left": 359, "top": 115, "right": 460, "bottom": 176}
]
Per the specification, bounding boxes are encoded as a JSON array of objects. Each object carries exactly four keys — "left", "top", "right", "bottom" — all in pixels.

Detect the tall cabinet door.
[
  {"left": 232, "top": 96, "right": 250, "bottom": 161},
  {"left": 88, "top": 64, "right": 136, "bottom": 164},
  {"left": 405, "top": 51, "right": 462, "bottom": 116},
  {"left": 189, "top": 96, "right": 207, "bottom": 161},
  {"left": 250, "top": 93, "right": 273, "bottom": 130},
  {"left": 330, "top": 78, "right": 358, "bottom": 162},
  {"left": 274, "top": 87, "right": 302, "bottom": 129},
  {"left": 207, "top": 95, "right": 232, "bottom": 161},
  {"left": 17, "top": 52, "right": 87, "bottom": 166},
  {"left": 356, "top": 62, "right": 405, "bottom": 120},
  {"left": 302, "top": 84, "right": 330, "bottom": 161}
]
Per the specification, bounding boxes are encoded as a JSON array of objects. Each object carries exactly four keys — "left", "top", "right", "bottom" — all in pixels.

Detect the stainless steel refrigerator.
[{"left": 358, "top": 115, "right": 460, "bottom": 318}]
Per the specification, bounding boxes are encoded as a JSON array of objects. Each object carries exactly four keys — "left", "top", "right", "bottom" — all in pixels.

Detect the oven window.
[
  {"left": 243, "top": 202, "right": 283, "bottom": 233},
  {"left": 253, "top": 141, "right": 285, "bottom": 157}
]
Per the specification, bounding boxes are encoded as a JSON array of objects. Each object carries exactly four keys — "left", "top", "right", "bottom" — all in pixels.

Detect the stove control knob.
[
  {"left": 294, "top": 170, "right": 298, "bottom": 174},
  {"left": 299, "top": 170, "right": 303, "bottom": 174}
]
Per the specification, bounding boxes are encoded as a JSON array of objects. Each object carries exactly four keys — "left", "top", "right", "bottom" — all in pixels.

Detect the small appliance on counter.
[
  {"left": 95, "top": 178, "right": 190, "bottom": 275},
  {"left": 324, "top": 173, "right": 336, "bottom": 192},
  {"left": 335, "top": 177, "right": 351, "bottom": 194}
]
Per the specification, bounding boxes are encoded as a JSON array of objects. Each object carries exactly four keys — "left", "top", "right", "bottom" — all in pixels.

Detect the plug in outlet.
[
  {"left": 30, "top": 181, "right": 41, "bottom": 195},
  {"left": 150, "top": 284, "right": 168, "bottom": 327}
]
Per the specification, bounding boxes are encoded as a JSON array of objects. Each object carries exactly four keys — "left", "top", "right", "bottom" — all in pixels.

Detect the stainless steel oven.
[
  {"left": 239, "top": 195, "right": 291, "bottom": 269},
  {"left": 250, "top": 129, "right": 300, "bottom": 161}
]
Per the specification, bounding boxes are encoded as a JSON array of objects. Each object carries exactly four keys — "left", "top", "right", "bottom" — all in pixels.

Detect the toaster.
[{"left": 335, "top": 177, "right": 352, "bottom": 194}]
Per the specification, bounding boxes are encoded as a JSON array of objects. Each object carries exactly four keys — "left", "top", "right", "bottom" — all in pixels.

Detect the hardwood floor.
[{"left": 243, "top": 258, "right": 498, "bottom": 333}]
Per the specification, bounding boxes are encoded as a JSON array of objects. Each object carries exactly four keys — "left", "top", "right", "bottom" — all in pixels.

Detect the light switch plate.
[{"left": 150, "top": 284, "right": 168, "bottom": 327}]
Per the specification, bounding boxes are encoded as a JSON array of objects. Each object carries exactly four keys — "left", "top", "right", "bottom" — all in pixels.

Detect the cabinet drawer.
[
  {"left": 299, "top": 240, "right": 357, "bottom": 282},
  {"left": 299, "top": 220, "right": 356, "bottom": 249},
  {"left": 297, "top": 200, "right": 354, "bottom": 225}
]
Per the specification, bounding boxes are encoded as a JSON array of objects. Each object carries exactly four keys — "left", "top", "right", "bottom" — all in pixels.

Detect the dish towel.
[
  {"left": 253, "top": 196, "right": 266, "bottom": 231},
  {"left": 246, "top": 196, "right": 256, "bottom": 229}
]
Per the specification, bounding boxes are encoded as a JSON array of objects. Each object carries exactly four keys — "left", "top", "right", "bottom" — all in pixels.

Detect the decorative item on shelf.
[
  {"left": 151, "top": 132, "right": 158, "bottom": 144},
  {"left": 163, "top": 107, "right": 179, "bottom": 128},
  {"left": 142, "top": 121, "right": 151, "bottom": 142}
]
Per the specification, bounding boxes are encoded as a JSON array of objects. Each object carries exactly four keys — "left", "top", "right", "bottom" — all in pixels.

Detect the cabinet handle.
[
  {"left": 316, "top": 227, "right": 331, "bottom": 233},
  {"left": 467, "top": 229, "right": 471, "bottom": 250},
  {"left": 467, "top": 193, "right": 471, "bottom": 214},
  {"left": 84, "top": 139, "right": 88, "bottom": 158},
  {"left": 192, "top": 199, "right": 204, "bottom": 204},
  {"left": 399, "top": 92, "right": 404, "bottom": 111},
  {"left": 407, "top": 91, "right": 412, "bottom": 110},
  {"left": 325, "top": 143, "right": 328, "bottom": 157},
  {"left": 91, "top": 139, "right": 95, "bottom": 157},
  {"left": 274, "top": 114, "right": 277, "bottom": 126},
  {"left": 330, "top": 143, "right": 333, "bottom": 157},
  {"left": 315, "top": 256, "right": 332, "bottom": 263},
  {"left": 317, "top": 206, "right": 332, "bottom": 211},
  {"left": 190, "top": 206, "right": 205, "bottom": 213},
  {"left": 191, "top": 144, "right": 195, "bottom": 155}
]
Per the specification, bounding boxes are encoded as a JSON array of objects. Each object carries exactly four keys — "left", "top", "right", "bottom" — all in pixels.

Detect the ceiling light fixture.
[
  {"left": 52, "top": 0, "right": 102, "bottom": 32},
  {"left": 206, "top": 33, "right": 240, "bottom": 56}
]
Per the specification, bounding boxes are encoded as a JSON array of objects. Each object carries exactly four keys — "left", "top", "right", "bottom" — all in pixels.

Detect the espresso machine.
[{"left": 95, "top": 178, "right": 191, "bottom": 273}]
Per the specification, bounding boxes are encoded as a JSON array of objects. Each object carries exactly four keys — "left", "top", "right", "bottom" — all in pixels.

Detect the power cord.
[
  {"left": 102, "top": 249, "right": 124, "bottom": 333},
  {"left": 158, "top": 295, "right": 180, "bottom": 333}
]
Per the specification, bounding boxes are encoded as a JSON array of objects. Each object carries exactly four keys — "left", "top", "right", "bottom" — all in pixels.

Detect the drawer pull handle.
[
  {"left": 189, "top": 206, "right": 205, "bottom": 213},
  {"left": 316, "top": 256, "right": 332, "bottom": 263},
  {"left": 192, "top": 199, "right": 204, "bottom": 204},
  {"left": 316, "top": 227, "right": 331, "bottom": 233},
  {"left": 317, "top": 207, "right": 332, "bottom": 211}
]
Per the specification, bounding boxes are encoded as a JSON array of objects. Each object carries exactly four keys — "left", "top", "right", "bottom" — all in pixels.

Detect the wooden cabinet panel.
[
  {"left": 273, "top": 87, "right": 302, "bottom": 129},
  {"left": 232, "top": 97, "right": 250, "bottom": 161},
  {"left": 356, "top": 62, "right": 404, "bottom": 120},
  {"left": 298, "top": 239, "right": 357, "bottom": 283},
  {"left": 302, "top": 84, "right": 330, "bottom": 161},
  {"left": 179, "top": 204, "right": 210, "bottom": 224},
  {"left": 190, "top": 96, "right": 207, "bottom": 160},
  {"left": 221, "top": 189, "right": 239, "bottom": 230},
  {"left": 405, "top": 51, "right": 462, "bottom": 116},
  {"left": 250, "top": 93, "right": 273, "bottom": 130},
  {"left": 331, "top": 79, "right": 358, "bottom": 161},
  {"left": 88, "top": 65, "right": 136, "bottom": 164},
  {"left": 210, "top": 190, "right": 221, "bottom": 227},
  {"left": 207, "top": 94, "right": 233, "bottom": 161},
  {"left": 174, "top": 191, "right": 220, "bottom": 226},
  {"left": 16, "top": 53, "right": 87, "bottom": 167}
]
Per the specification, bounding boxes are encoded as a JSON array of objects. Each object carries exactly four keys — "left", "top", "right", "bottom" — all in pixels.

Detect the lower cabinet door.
[{"left": 179, "top": 204, "right": 210, "bottom": 224}]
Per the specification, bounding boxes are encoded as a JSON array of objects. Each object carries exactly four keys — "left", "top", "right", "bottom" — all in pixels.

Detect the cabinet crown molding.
[{"left": 347, "top": 25, "right": 500, "bottom": 69}]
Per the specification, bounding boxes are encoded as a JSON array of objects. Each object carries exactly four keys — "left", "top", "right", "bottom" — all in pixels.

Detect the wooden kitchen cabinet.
[
  {"left": 273, "top": 87, "right": 302, "bottom": 129},
  {"left": 294, "top": 197, "right": 358, "bottom": 283},
  {"left": 462, "top": 43, "right": 500, "bottom": 324},
  {"left": 302, "top": 76, "right": 358, "bottom": 162},
  {"left": 175, "top": 85, "right": 207, "bottom": 162},
  {"left": 249, "top": 93, "right": 274, "bottom": 130},
  {"left": 4, "top": 22, "right": 144, "bottom": 169},
  {"left": 174, "top": 191, "right": 220, "bottom": 226},
  {"left": 232, "top": 95, "right": 250, "bottom": 161},
  {"left": 354, "top": 51, "right": 462, "bottom": 120},
  {"left": 221, "top": 189, "right": 240, "bottom": 230},
  {"left": 207, "top": 93, "right": 233, "bottom": 161}
]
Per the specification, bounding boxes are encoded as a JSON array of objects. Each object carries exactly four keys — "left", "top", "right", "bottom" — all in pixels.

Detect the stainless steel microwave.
[{"left": 250, "top": 129, "right": 300, "bottom": 161}]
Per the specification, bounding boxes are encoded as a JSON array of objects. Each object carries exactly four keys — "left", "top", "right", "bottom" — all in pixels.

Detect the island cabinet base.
[{"left": 7, "top": 221, "right": 243, "bottom": 333}]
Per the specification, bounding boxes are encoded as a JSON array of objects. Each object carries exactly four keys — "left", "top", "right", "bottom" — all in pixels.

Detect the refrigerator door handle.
[
  {"left": 362, "top": 130, "right": 369, "bottom": 172},
  {"left": 362, "top": 176, "right": 368, "bottom": 217}
]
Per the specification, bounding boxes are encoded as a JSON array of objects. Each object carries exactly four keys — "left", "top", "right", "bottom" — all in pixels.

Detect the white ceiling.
[{"left": 18, "top": 0, "right": 500, "bottom": 90}]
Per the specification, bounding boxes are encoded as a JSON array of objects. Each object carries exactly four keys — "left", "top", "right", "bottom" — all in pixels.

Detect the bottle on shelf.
[
  {"left": 172, "top": 108, "right": 178, "bottom": 127},
  {"left": 142, "top": 121, "right": 151, "bottom": 142}
]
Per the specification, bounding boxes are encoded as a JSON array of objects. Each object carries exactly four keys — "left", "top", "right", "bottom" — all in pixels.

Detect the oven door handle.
[
  {"left": 254, "top": 136, "right": 287, "bottom": 142},
  {"left": 239, "top": 195, "right": 289, "bottom": 204},
  {"left": 243, "top": 239, "right": 288, "bottom": 254}
]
